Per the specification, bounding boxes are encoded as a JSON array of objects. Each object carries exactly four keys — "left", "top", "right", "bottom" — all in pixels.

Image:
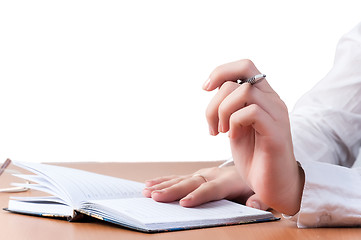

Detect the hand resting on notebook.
[{"left": 143, "top": 165, "right": 269, "bottom": 211}]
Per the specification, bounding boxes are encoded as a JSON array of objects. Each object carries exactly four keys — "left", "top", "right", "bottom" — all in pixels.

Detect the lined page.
[
  {"left": 13, "top": 162, "right": 144, "bottom": 208},
  {"left": 83, "top": 198, "right": 273, "bottom": 230}
]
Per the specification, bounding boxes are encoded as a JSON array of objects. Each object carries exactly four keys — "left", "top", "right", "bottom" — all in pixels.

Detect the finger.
[
  {"left": 204, "top": 59, "right": 274, "bottom": 93},
  {"left": 218, "top": 83, "right": 283, "bottom": 133},
  {"left": 228, "top": 104, "right": 275, "bottom": 139},
  {"left": 142, "top": 177, "right": 187, "bottom": 198},
  {"left": 217, "top": 83, "right": 251, "bottom": 133},
  {"left": 205, "top": 81, "right": 239, "bottom": 135},
  {"left": 150, "top": 176, "right": 207, "bottom": 203},
  {"left": 145, "top": 175, "right": 182, "bottom": 187},
  {"left": 179, "top": 181, "right": 227, "bottom": 207},
  {"left": 246, "top": 193, "right": 269, "bottom": 211}
]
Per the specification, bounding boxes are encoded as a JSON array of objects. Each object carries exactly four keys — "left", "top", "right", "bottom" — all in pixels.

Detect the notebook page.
[
  {"left": 8, "top": 200, "right": 74, "bottom": 217},
  {"left": 83, "top": 198, "right": 273, "bottom": 230},
  {"left": 13, "top": 162, "right": 144, "bottom": 208},
  {"left": 12, "top": 173, "right": 66, "bottom": 200},
  {"left": 10, "top": 196, "right": 68, "bottom": 205}
]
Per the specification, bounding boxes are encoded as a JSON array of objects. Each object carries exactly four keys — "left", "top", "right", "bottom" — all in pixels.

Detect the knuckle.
[
  {"left": 211, "top": 59, "right": 258, "bottom": 82},
  {"left": 210, "top": 64, "right": 225, "bottom": 80},
  {"left": 198, "top": 167, "right": 219, "bottom": 181},
  {"left": 239, "top": 59, "right": 257, "bottom": 72},
  {"left": 218, "top": 101, "right": 228, "bottom": 117},
  {"left": 237, "top": 81, "right": 251, "bottom": 95},
  {"left": 240, "top": 82, "right": 252, "bottom": 94},
  {"left": 248, "top": 104, "right": 262, "bottom": 117},
  {"left": 229, "top": 112, "right": 238, "bottom": 124},
  {"left": 234, "top": 84, "right": 252, "bottom": 104},
  {"left": 240, "top": 59, "right": 262, "bottom": 77},
  {"left": 240, "top": 59, "right": 255, "bottom": 68},
  {"left": 219, "top": 81, "right": 236, "bottom": 91},
  {"left": 205, "top": 104, "right": 217, "bottom": 121}
]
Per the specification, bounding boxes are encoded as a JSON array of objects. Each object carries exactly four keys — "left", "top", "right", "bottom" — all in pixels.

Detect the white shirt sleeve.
[{"left": 288, "top": 21, "right": 361, "bottom": 227}]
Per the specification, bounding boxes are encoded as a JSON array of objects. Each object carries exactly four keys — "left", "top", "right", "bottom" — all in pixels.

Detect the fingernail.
[
  {"left": 180, "top": 195, "right": 193, "bottom": 202},
  {"left": 218, "top": 121, "right": 223, "bottom": 133},
  {"left": 209, "top": 127, "right": 219, "bottom": 136},
  {"left": 145, "top": 180, "right": 154, "bottom": 187},
  {"left": 151, "top": 189, "right": 165, "bottom": 196},
  {"left": 144, "top": 186, "right": 155, "bottom": 191},
  {"left": 203, "top": 78, "right": 210, "bottom": 90},
  {"left": 251, "top": 201, "right": 261, "bottom": 210},
  {"left": 209, "top": 126, "right": 215, "bottom": 136}
]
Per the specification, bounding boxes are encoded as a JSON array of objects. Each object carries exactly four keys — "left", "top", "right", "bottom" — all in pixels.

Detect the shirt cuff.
[{"left": 293, "top": 160, "right": 361, "bottom": 228}]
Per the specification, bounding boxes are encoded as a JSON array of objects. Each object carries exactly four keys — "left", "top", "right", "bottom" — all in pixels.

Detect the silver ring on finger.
[{"left": 237, "top": 74, "right": 266, "bottom": 85}]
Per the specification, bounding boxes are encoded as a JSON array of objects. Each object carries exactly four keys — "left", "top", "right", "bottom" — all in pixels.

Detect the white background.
[{"left": 0, "top": 1, "right": 360, "bottom": 163}]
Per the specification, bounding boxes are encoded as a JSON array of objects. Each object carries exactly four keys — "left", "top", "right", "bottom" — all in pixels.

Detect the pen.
[
  {"left": 218, "top": 158, "right": 234, "bottom": 168},
  {"left": 237, "top": 74, "right": 266, "bottom": 85},
  {"left": 0, "top": 159, "right": 11, "bottom": 176}
]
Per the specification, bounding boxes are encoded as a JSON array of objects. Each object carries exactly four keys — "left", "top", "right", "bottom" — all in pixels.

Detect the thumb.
[{"left": 246, "top": 194, "right": 269, "bottom": 211}]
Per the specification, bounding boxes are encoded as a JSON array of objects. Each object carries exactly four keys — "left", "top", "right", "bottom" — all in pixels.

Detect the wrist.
[
  {"left": 264, "top": 161, "right": 305, "bottom": 216},
  {"left": 284, "top": 164, "right": 305, "bottom": 216}
]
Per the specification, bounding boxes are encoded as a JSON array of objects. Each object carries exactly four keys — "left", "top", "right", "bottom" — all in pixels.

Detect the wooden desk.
[{"left": 0, "top": 161, "right": 360, "bottom": 239}]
